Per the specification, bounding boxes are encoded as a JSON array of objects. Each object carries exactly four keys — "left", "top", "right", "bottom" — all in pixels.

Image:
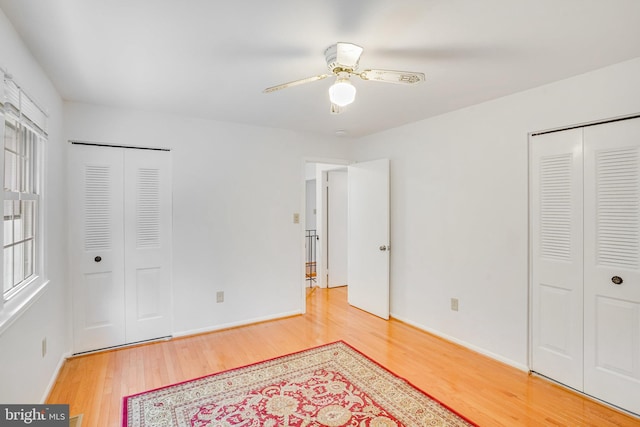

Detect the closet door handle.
[
  {"left": 611, "top": 276, "right": 623, "bottom": 285},
  {"left": 95, "top": 256, "right": 102, "bottom": 263}
]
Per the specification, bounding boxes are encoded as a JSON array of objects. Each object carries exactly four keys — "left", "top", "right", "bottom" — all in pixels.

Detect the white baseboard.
[
  {"left": 390, "top": 313, "right": 529, "bottom": 372},
  {"left": 173, "top": 310, "right": 303, "bottom": 338},
  {"left": 41, "top": 351, "right": 71, "bottom": 403}
]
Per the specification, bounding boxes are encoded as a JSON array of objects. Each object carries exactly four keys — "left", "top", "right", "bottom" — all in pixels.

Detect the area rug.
[{"left": 123, "top": 341, "right": 475, "bottom": 426}]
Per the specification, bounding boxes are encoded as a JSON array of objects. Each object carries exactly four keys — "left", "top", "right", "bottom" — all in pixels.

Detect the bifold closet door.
[
  {"left": 70, "top": 144, "right": 172, "bottom": 353},
  {"left": 531, "top": 128, "right": 584, "bottom": 391},
  {"left": 123, "top": 148, "right": 172, "bottom": 344},
  {"left": 532, "top": 117, "right": 640, "bottom": 415},
  {"left": 583, "top": 118, "right": 640, "bottom": 415},
  {"left": 70, "top": 145, "right": 126, "bottom": 353}
]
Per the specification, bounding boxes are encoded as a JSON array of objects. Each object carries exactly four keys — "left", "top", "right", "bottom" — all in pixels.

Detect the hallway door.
[{"left": 348, "top": 159, "right": 390, "bottom": 319}]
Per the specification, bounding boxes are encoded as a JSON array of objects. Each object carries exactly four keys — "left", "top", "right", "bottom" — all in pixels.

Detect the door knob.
[
  {"left": 379, "top": 245, "right": 387, "bottom": 251},
  {"left": 95, "top": 256, "right": 102, "bottom": 263},
  {"left": 611, "top": 276, "right": 623, "bottom": 285}
]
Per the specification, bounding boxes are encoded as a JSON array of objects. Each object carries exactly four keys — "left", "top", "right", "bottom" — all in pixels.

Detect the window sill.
[{"left": 0, "top": 278, "right": 49, "bottom": 336}]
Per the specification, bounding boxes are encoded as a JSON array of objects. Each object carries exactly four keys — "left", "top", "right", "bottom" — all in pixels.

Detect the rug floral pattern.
[{"left": 124, "top": 341, "right": 475, "bottom": 427}]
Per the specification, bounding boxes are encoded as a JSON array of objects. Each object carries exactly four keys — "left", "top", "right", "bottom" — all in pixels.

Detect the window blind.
[{"left": 2, "top": 74, "right": 47, "bottom": 135}]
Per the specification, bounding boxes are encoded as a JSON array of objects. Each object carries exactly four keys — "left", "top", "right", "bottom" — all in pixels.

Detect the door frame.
[{"left": 300, "top": 158, "right": 349, "bottom": 314}]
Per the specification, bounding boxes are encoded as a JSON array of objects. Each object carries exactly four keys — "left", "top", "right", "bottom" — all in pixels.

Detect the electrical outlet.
[
  {"left": 450, "top": 298, "right": 459, "bottom": 312},
  {"left": 42, "top": 337, "right": 47, "bottom": 358},
  {"left": 293, "top": 213, "right": 300, "bottom": 224},
  {"left": 216, "top": 291, "right": 224, "bottom": 303}
]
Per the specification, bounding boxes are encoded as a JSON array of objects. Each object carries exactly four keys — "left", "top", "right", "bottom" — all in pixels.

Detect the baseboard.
[
  {"left": 390, "top": 313, "right": 529, "bottom": 372},
  {"left": 173, "top": 309, "right": 303, "bottom": 338},
  {"left": 41, "top": 351, "right": 71, "bottom": 403}
]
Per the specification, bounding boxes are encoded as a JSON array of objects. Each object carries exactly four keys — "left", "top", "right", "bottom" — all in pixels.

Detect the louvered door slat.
[
  {"left": 539, "top": 153, "right": 573, "bottom": 261},
  {"left": 136, "top": 168, "right": 161, "bottom": 248},
  {"left": 595, "top": 147, "right": 639, "bottom": 268},
  {"left": 84, "top": 166, "right": 112, "bottom": 251}
]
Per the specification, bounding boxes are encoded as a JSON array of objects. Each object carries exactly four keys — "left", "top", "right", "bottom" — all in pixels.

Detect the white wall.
[
  {"left": 64, "top": 103, "right": 350, "bottom": 336},
  {"left": 352, "top": 57, "right": 640, "bottom": 369},
  {"left": 0, "top": 9, "right": 68, "bottom": 403}
]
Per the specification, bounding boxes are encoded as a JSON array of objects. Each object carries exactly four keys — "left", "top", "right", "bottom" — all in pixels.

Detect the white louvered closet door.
[
  {"left": 70, "top": 144, "right": 172, "bottom": 354},
  {"left": 531, "top": 129, "right": 584, "bottom": 391},
  {"left": 70, "top": 145, "right": 126, "bottom": 353},
  {"left": 583, "top": 118, "right": 640, "bottom": 415},
  {"left": 123, "top": 149, "right": 172, "bottom": 344},
  {"left": 531, "top": 117, "right": 640, "bottom": 415}
]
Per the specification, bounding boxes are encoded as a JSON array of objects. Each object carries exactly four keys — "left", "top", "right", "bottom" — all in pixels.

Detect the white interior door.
[
  {"left": 583, "top": 118, "right": 640, "bottom": 414},
  {"left": 530, "top": 129, "right": 584, "bottom": 390},
  {"left": 123, "top": 149, "right": 173, "bottom": 343},
  {"left": 347, "top": 159, "right": 390, "bottom": 319},
  {"left": 70, "top": 144, "right": 126, "bottom": 353},
  {"left": 327, "top": 169, "right": 348, "bottom": 288}
]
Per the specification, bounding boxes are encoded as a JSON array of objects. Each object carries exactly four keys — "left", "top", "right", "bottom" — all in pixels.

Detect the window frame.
[
  {"left": 3, "top": 118, "right": 43, "bottom": 299},
  {"left": 0, "top": 74, "right": 48, "bottom": 334}
]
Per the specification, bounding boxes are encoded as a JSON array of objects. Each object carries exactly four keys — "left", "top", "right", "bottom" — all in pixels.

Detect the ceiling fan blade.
[
  {"left": 263, "top": 74, "right": 330, "bottom": 93},
  {"left": 359, "top": 69, "right": 425, "bottom": 85}
]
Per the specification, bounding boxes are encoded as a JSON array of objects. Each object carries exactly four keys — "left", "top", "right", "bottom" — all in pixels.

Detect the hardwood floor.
[{"left": 47, "top": 286, "right": 638, "bottom": 426}]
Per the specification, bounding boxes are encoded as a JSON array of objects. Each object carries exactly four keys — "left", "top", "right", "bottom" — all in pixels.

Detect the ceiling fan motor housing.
[{"left": 325, "top": 42, "right": 364, "bottom": 74}]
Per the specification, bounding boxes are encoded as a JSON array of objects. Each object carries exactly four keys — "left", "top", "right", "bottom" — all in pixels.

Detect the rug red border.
[{"left": 122, "top": 340, "right": 478, "bottom": 426}]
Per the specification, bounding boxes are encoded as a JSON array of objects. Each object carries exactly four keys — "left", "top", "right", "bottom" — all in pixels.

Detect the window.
[{"left": 1, "top": 76, "right": 46, "bottom": 300}]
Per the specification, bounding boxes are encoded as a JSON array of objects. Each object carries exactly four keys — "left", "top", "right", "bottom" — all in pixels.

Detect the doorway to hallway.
[{"left": 304, "top": 162, "right": 348, "bottom": 291}]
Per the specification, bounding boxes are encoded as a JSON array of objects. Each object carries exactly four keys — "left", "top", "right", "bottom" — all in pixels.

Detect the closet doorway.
[
  {"left": 530, "top": 116, "right": 640, "bottom": 415},
  {"left": 69, "top": 143, "right": 173, "bottom": 354}
]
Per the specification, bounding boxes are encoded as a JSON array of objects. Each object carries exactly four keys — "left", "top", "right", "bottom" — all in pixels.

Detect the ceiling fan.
[{"left": 263, "top": 42, "right": 425, "bottom": 113}]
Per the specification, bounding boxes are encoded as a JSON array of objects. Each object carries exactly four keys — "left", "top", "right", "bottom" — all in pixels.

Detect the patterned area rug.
[{"left": 123, "top": 341, "right": 475, "bottom": 426}]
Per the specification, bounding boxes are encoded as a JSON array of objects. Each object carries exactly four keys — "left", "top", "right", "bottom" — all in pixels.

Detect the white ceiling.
[{"left": 2, "top": 0, "right": 640, "bottom": 138}]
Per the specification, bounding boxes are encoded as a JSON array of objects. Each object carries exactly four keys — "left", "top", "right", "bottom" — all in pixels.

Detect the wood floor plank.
[{"left": 46, "top": 286, "right": 639, "bottom": 426}]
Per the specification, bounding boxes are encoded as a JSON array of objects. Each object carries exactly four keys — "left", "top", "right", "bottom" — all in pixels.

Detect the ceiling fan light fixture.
[
  {"left": 263, "top": 42, "right": 425, "bottom": 115},
  {"left": 328, "top": 76, "right": 356, "bottom": 107}
]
